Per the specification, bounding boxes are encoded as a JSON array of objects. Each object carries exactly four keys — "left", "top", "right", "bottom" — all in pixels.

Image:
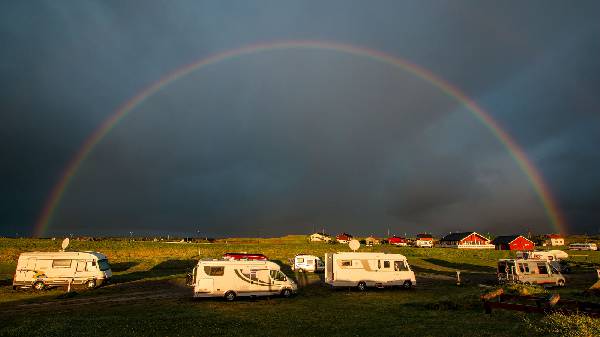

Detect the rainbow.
[{"left": 34, "top": 40, "right": 567, "bottom": 236}]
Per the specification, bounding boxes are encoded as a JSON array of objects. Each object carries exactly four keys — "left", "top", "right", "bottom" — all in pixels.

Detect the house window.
[
  {"left": 297, "top": 258, "right": 304, "bottom": 263},
  {"left": 341, "top": 260, "right": 351, "bottom": 267}
]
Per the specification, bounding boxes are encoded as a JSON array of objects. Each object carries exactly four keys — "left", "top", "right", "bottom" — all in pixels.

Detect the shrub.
[{"left": 524, "top": 313, "right": 600, "bottom": 337}]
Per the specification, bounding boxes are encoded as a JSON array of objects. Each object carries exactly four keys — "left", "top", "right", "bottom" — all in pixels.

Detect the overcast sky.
[{"left": 1, "top": 1, "right": 599, "bottom": 237}]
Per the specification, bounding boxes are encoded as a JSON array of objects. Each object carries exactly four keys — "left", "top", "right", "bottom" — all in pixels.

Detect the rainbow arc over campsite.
[{"left": 34, "top": 40, "right": 567, "bottom": 236}]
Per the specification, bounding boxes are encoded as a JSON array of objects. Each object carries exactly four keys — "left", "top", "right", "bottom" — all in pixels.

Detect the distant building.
[
  {"left": 309, "top": 233, "right": 332, "bottom": 243},
  {"left": 545, "top": 234, "right": 565, "bottom": 246},
  {"left": 388, "top": 236, "right": 408, "bottom": 246},
  {"left": 491, "top": 235, "right": 535, "bottom": 251},
  {"left": 415, "top": 233, "right": 434, "bottom": 248},
  {"left": 365, "top": 236, "right": 380, "bottom": 246},
  {"left": 439, "top": 232, "right": 494, "bottom": 249},
  {"left": 336, "top": 233, "right": 353, "bottom": 244}
]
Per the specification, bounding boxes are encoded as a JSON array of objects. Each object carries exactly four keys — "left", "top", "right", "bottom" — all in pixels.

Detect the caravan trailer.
[
  {"left": 325, "top": 252, "right": 416, "bottom": 290},
  {"left": 190, "top": 259, "right": 297, "bottom": 300},
  {"left": 497, "top": 258, "right": 565, "bottom": 286},
  {"left": 292, "top": 254, "right": 324, "bottom": 273},
  {"left": 13, "top": 251, "right": 112, "bottom": 290}
]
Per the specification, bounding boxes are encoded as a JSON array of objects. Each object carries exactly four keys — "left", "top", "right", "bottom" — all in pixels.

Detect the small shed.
[{"left": 491, "top": 235, "right": 535, "bottom": 251}]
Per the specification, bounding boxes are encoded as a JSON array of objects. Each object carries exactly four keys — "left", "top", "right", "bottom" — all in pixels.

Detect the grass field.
[{"left": 1, "top": 237, "right": 600, "bottom": 336}]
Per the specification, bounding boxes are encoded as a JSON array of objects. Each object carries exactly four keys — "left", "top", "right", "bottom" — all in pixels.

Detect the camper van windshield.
[
  {"left": 98, "top": 259, "right": 111, "bottom": 271},
  {"left": 270, "top": 270, "right": 287, "bottom": 281}
]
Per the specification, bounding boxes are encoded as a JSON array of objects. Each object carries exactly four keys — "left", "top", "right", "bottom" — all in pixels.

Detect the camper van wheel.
[
  {"left": 281, "top": 288, "right": 292, "bottom": 298},
  {"left": 403, "top": 280, "right": 412, "bottom": 289},
  {"left": 224, "top": 291, "right": 236, "bottom": 301},
  {"left": 558, "top": 279, "right": 565, "bottom": 287},
  {"left": 33, "top": 281, "right": 45, "bottom": 291},
  {"left": 357, "top": 282, "right": 367, "bottom": 291},
  {"left": 86, "top": 279, "right": 96, "bottom": 289}
]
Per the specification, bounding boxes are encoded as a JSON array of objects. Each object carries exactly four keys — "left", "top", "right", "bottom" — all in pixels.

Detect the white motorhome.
[
  {"left": 292, "top": 254, "right": 324, "bottom": 273},
  {"left": 497, "top": 258, "right": 565, "bottom": 286},
  {"left": 325, "top": 252, "right": 416, "bottom": 290},
  {"left": 190, "top": 260, "right": 297, "bottom": 300},
  {"left": 569, "top": 243, "right": 598, "bottom": 251},
  {"left": 13, "top": 251, "right": 112, "bottom": 290},
  {"left": 516, "top": 250, "right": 569, "bottom": 261}
]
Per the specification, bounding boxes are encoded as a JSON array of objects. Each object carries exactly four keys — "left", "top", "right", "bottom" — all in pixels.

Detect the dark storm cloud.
[{"left": 1, "top": 1, "right": 599, "bottom": 236}]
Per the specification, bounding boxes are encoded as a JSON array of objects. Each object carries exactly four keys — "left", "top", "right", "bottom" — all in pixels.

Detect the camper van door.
[{"left": 19, "top": 258, "right": 37, "bottom": 281}]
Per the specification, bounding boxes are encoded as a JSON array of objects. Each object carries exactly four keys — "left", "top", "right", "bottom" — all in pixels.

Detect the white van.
[
  {"left": 325, "top": 252, "right": 416, "bottom": 290},
  {"left": 292, "top": 254, "right": 324, "bottom": 273},
  {"left": 13, "top": 251, "right": 112, "bottom": 290},
  {"left": 190, "top": 260, "right": 297, "bottom": 300},
  {"left": 569, "top": 243, "right": 598, "bottom": 251}
]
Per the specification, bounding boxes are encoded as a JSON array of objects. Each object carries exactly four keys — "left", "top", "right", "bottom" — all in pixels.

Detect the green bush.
[{"left": 525, "top": 313, "right": 600, "bottom": 337}]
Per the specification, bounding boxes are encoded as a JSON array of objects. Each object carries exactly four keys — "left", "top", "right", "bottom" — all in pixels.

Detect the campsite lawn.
[{"left": 1, "top": 237, "right": 600, "bottom": 336}]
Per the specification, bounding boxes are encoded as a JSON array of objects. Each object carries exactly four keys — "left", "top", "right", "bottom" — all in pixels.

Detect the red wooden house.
[
  {"left": 439, "top": 232, "right": 494, "bottom": 249},
  {"left": 491, "top": 235, "right": 535, "bottom": 251},
  {"left": 388, "top": 236, "right": 408, "bottom": 246},
  {"left": 336, "top": 233, "right": 353, "bottom": 244}
]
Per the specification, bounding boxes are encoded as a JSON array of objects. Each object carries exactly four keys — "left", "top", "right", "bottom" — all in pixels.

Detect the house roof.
[
  {"left": 388, "top": 236, "right": 406, "bottom": 242},
  {"left": 440, "top": 232, "right": 488, "bottom": 242},
  {"left": 491, "top": 235, "right": 532, "bottom": 245},
  {"left": 336, "top": 233, "right": 353, "bottom": 239},
  {"left": 546, "top": 234, "right": 563, "bottom": 239},
  {"left": 417, "top": 233, "right": 433, "bottom": 239}
]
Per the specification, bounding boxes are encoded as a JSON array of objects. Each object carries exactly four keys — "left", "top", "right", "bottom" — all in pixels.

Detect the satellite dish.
[
  {"left": 349, "top": 239, "right": 360, "bottom": 252},
  {"left": 61, "top": 238, "right": 70, "bottom": 251}
]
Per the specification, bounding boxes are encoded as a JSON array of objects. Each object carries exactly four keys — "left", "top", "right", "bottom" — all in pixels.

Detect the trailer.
[
  {"left": 190, "top": 259, "right": 297, "bottom": 300},
  {"left": 497, "top": 258, "right": 565, "bottom": 287},
  {"left": 325, "top": 252, "right": 415, "bottom": 290},
  {"left": 292, "top": 254, "right": 324, "bottom": 273},
  {"left": 13, "top": 251, "right": 112, "bottom": 290}
]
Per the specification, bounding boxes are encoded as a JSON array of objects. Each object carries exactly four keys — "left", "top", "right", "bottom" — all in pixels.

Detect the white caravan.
[
  {"left": 325, "top": 252, "right": 416, "bottom": 290},
  {"left": 292, "top": 254, "right": 325, "bottom": 273},
  {"left": 13, "top": 251, "right": 112, "bottom": 290},
  {"left": 516, "top": 250, "right": 569, "bottom": 261},
  {"left": 190, "top": 260, "right": 297, "bottom": 300}
]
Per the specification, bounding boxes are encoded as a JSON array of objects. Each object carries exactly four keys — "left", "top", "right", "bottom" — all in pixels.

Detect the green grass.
[{"left": 1, "top": 238, "right": 600, "bottom": 336}]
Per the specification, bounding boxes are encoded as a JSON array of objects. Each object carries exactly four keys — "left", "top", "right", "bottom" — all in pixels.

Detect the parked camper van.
[
  {"left": 569, "top": 243, "right": 598, "bottom": 251},
  {"left": 292, "top": 254, "right": 324, "bottom": 273},
  {"left": 190, "top": 259, "right": 297, "bottom": 300},
  {"left": 497, "top": 258, "right": 565, "bottom": 287},
  {"left": 516, "top": 250, "right": 571, "bottom": 273},
  {"left": 325, "top": 252, "right": 416, "bottom": 290},
  {"left": 13, "top": 251, "right": 112, "bottom": 290}
]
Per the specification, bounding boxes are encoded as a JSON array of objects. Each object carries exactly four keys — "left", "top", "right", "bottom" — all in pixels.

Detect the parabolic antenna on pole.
[
  {"left": 61, "top": 238, "right": 70, "bottom": 251},
  {"left": 349, "top": 239, "right": 360, "bottom": 252}
]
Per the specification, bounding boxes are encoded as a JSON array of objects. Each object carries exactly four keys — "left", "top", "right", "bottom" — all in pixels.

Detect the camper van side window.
[
  {"left": 537, "top": 263, "right": 548, "bottom": 275},
  {"left": 297, "top": 258, "right": 304, "bottom": 263},
  {"left": 52, "top": 259, "right": 72, "bottom": 268},
  {"left": 383, "top": 261, "right": 390, "bottom": 269},
  {"left": 204, "top": 266, "right": 225, "bottom": 276}
]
